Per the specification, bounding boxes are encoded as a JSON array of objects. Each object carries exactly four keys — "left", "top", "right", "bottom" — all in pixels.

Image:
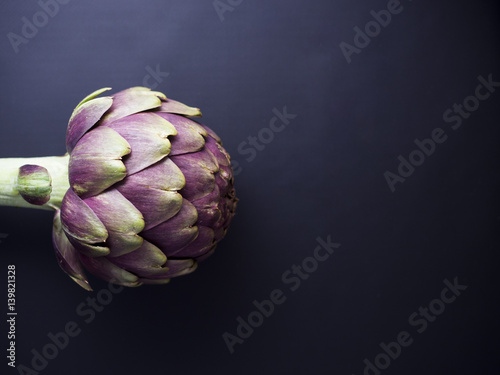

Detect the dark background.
[{"left": 1, "top": 0, "right": 499, "bottom": 374}]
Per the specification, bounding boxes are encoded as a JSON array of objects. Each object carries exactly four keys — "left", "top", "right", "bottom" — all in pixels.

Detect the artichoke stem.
[{"left": 0, "top": 154, "right": 70, "bottom": 211}]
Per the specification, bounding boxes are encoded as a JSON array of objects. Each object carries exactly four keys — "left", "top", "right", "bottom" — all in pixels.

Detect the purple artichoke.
[{"left": 0, "top": 87, "right": 237, "bottom": 290}]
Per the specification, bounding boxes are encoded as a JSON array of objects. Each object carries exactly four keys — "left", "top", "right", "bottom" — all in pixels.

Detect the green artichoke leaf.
[
  {"left": 157, "top": 99, "right": 202, "bottom": 117},
  {"left": 110, "top": 240, "right": 167, "bottom": 274},
  {"left": 105, "top": 112, "right": 177, "bottom": 175},
  {"left": 52, "top": 210, "right": 93, "bottom": 291},
  {"left": 69, "top": 127, "right": 131, "bottom": 199},
  {"left": 67, "top": 96, "right": 113, "bottom": 153},
  {"left": 116, "top": 158, "right": 185, "bottom": 230},
  {"left": 74, "top": 87, "right": 112, "bottom": 110},
  {"left": 84, "top": 189, "right": 145, "bottom": 257},
  {"left": 79, "top": 255, "right": 141, "bottom": 287},
  {"left": 60, "top": 189, "right": 110, "bottom": 257},
  {"left": 99, "top": 87, "right": 164, "bottom": 127}
]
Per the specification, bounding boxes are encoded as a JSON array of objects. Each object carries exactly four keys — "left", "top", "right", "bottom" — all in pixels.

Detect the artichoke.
[{"left": 0, "top": 87, "right": 237, "bottom": 290}]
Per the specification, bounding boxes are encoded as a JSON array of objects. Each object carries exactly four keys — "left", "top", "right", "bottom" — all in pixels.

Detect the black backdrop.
[{"left": 1, "top": 1, "right": 499, "bottom": 374}]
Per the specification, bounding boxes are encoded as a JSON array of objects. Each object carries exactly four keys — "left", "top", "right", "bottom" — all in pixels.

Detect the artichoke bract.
[{"left": 0, "top": 87, "right": 237, "bottom": 290}]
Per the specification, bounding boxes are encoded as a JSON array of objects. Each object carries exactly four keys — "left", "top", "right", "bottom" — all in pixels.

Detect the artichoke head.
[{"left": 53, "top": 87, "right": 237, "bottom": 290}]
